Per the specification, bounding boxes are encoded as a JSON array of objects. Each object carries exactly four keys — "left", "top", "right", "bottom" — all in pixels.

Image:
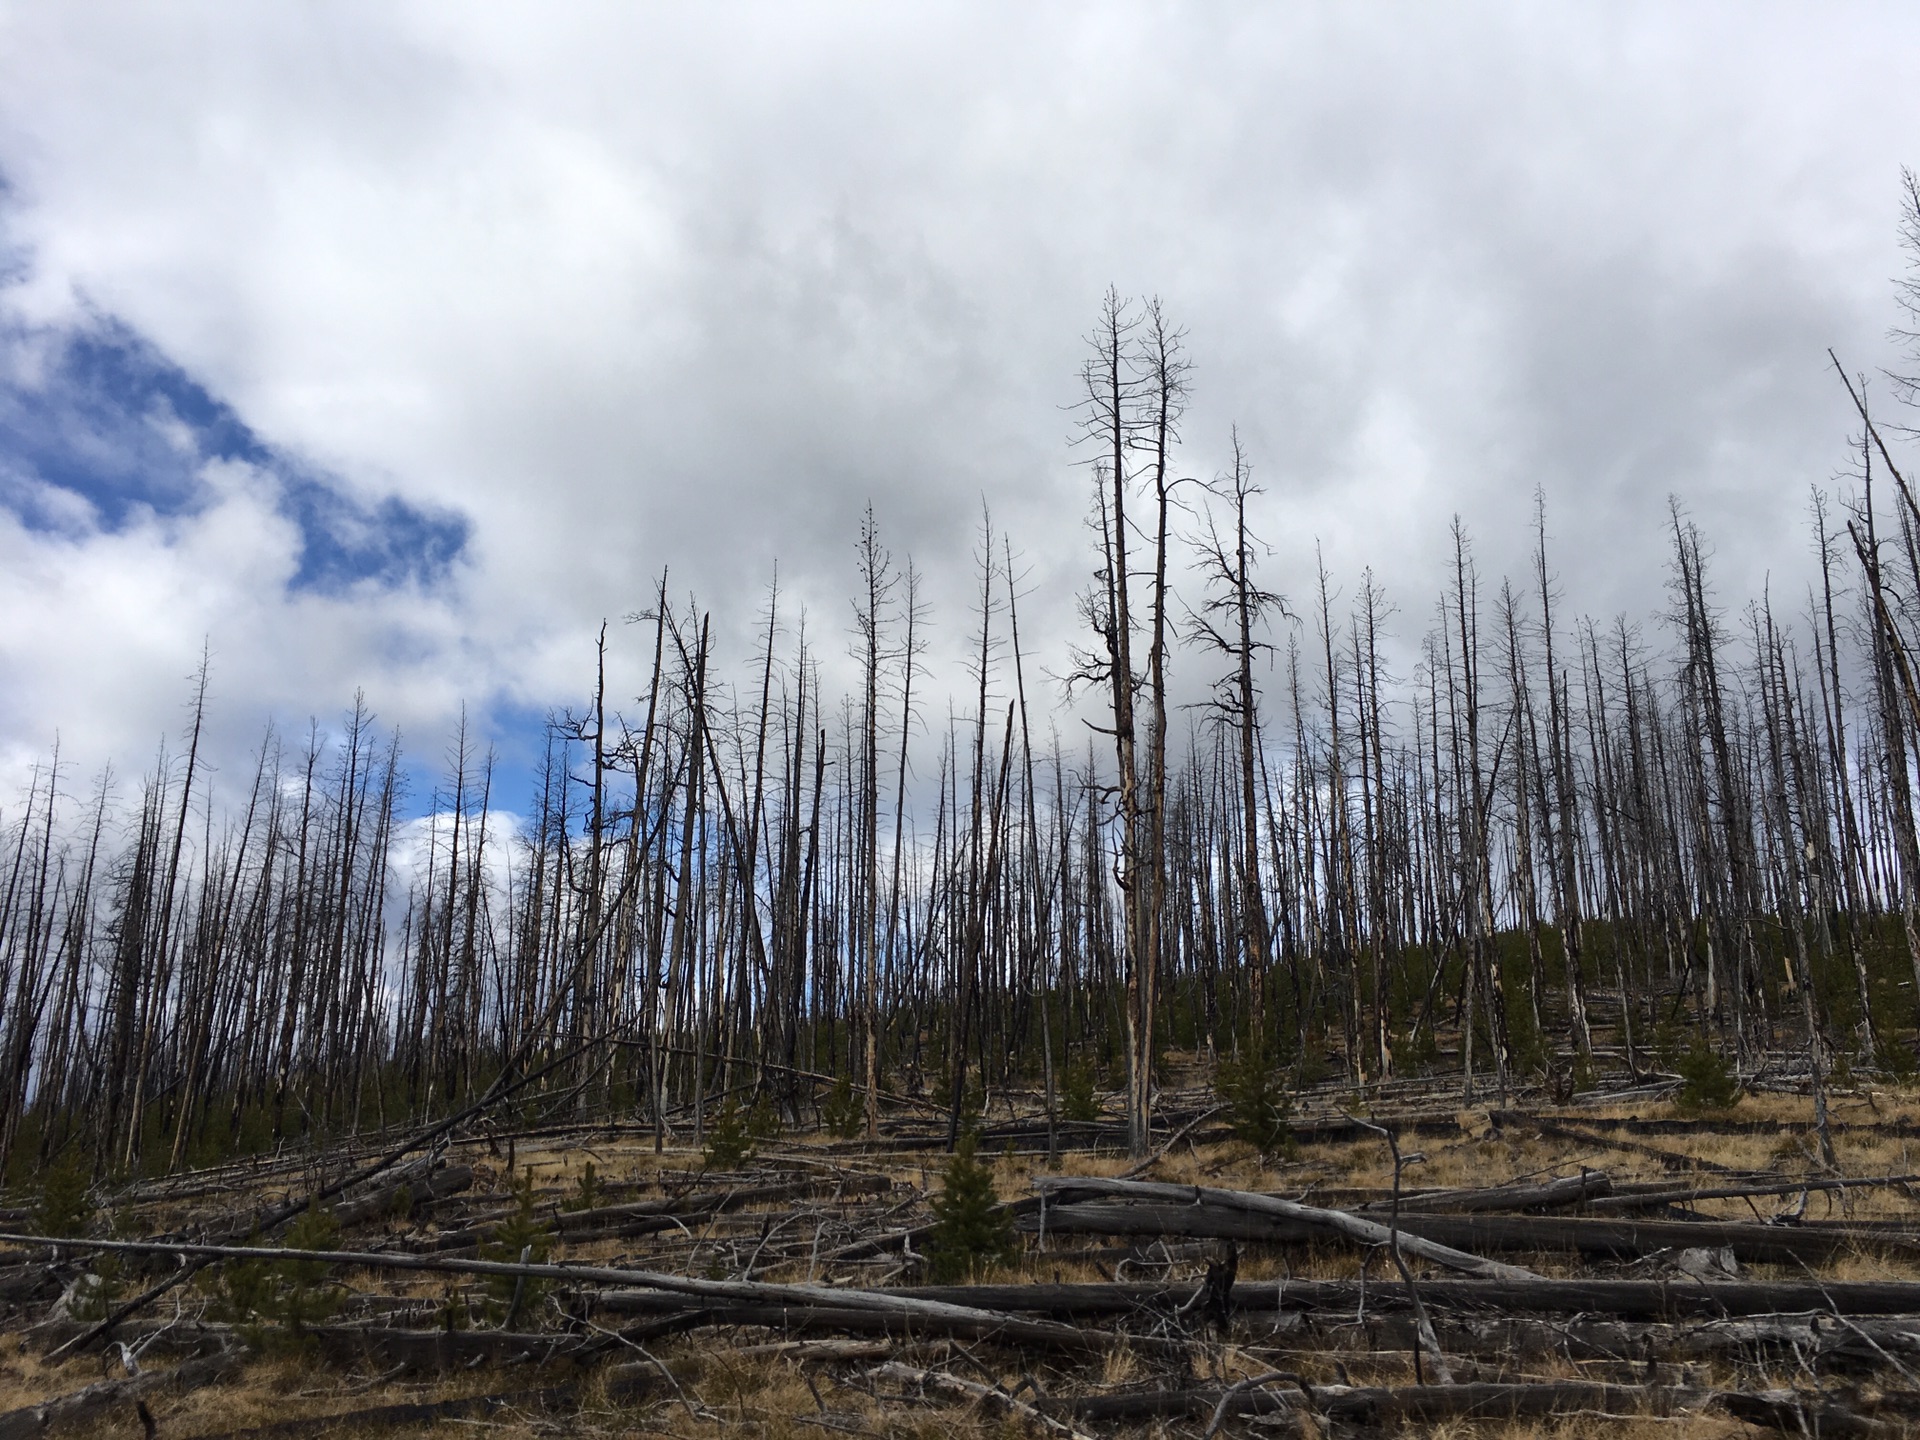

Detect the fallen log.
[
  {"left": 0, "top": 1233, "right": 1159, "bottom": 1359},
  {"left": 1046, "top": 1379, "right": 1889, "bottom": 1435},
  {"left": 1355, "top": 1169, "right": 1612, "bottom": 1214},
  {"left": 890, "top": 1276, "right": 1920, "bottom": 1320},
  {"left": 1492, "top": 1112, "right": 1736, "bottom": 1172},
  {"left": 175, "top": 1385, "right": 574, "bottom": 1440},
  {"left": 426, "top": 1184, "right": 781, "bottom": 1251},
  {"left": 826, "top": 1195, "right": 1045, "bottom": 1262},
  {"left": 0, "top": 1263, "right": 64, "bottom": 1305},
  {"left": 0, "top": 1350, "right": 243, "bottom": 1440},
  {"left": 1582, "top": 1114, "right": 1920, "bottom": 1140},
  {"left": 546, "top": 1173, "right": 892, "bottom": 1244},
  {"left": 1264, "top": 1309, "right": 1920, "bottom": 1374},
  {"left": 727, "top": 1337, "right": 898, "bottom": 1362},
  {"left": 1032, "top": 1177, "right": 1540, "bottom": 1280},
  {"left": 871, "top": 1360, "right": 1097, "bottom": 1440},
  {"left": 51, "top": 1028, "right": 619, "bottom": 1359},
  {"left": 325, "top": 1162, "right": 473, "bottom": 1229},
  {"left": 30, "top": 1318, "right": 238, "bottom": 1356},
  {"left": 553, "top": 1174, "right": 889, "bottom": 1232},
  {"left": 305, "top": 1325, "right": 593, "bottom": 1370},
  {"left": 1589, "top": 1172, "right": 1920, "bottom": 1212},
  {"left": 25, "top": 1318, "right": 591, "bottom": 1370},
  {"left": 586, "top": 1288, "right": 1190, "bottom": 1355},
  {"left": 1034, "top": 1197, "right": 1910, "bottom": 1264}
]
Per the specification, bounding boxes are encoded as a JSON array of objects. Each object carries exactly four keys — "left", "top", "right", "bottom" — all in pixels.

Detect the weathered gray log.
[
  {"left": 552, "top": 1174, "right": 888, "bottom": 1233},
  {"left": 827, "top": 1194, "right": 1045, "bottom": 1262},
  {"left": 1273, "top": 1309, "right": 1920, "bottom": 1373},
  {"left": 304, "top": 1324, "right": 590, "bottom": 1369},
  {"left": 0, "top": 1350, "right": 243, "bottom": 1440},
  {"left": 891, "top": 1277, "right": 1920, "bottom": 1320},
  {"left": 325, "top": 1162, "right": 473, "bottom": 1229},
  {"left": 1589, "top": 1172, "right": 1920, "bottom": 1212},
  {"left": 586, "top": 1288, "right": 1187, "bottom": 1355},
  {"left": 870, "top": 1360, "right": 1097, "bottom": 1440},
  {"left": 0, "top": 1233, "right": 1154, "bottom": 1358},
  {"left": 1031, "top": 1178, "right": 1539, "bottom": 1280},
  {"left": 0, "top": 1263, "right": 64, "bottom": 1305},
  {"left": 1036, "top": 1189, "right": 1910, "bottom": 1264},
  {"left": 29, "top": 1318, "right": 239, "bottom": 1356},
  {"left": 1492, "top": 1112, "right": 1737, "bottom": 1172},
  {"left": 1048, "top": 1380, "right": 1888, "bottom": 1435},
  {"left": 172, "top": 1386, "right": 574, "bottom": 1440},
  {"left": 401, "top": 1175, "right": 898, "bottom": 1251},
  {"left": 1356, "top": 1169, "right": 1612, "bottom": 1214}
]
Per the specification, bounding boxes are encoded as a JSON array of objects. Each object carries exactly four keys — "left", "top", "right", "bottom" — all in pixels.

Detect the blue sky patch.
[{"left": 0, "top": 310, "right": 467, "bottom": 591}]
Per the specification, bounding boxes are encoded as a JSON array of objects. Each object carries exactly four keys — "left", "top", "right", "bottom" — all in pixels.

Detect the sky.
[{"left": 0, "top": 3, "right": 1915, "bottom": 815}]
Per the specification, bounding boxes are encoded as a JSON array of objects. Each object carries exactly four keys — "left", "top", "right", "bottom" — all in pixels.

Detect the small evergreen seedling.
[
  {"left": 211, "top": 1205, "right": 342, "bottom": 1347},
  {"left": 1652, "top": 1014, "right": 1688, "bottom": 1071},
  {"left": 1400, "top": 1023, "right": 1440, "bottom": 1074},
  {"left": 747, "top": 1093, "right": 782, "bottom": 1145},
  {"left": 703, "top": 1095, "right": 754, "bottom": 1169},
  {"left": 484, "top": 1167, "right": 553, "bottom": 1322},
  {"left": 1215, "top": 1051, "right": 1296, "bottom": 1159},
  {"left": 34, "top": 1152, "right": 94, "bottom": 1238},
  {"left": 1676, "top": 1039, "right": 1740, "bottom": 1113},
  {"left": 1570, "top": 1051, "right": 1599, "bottom": 1096},
  {"left": 211, "top": 1245, "right": 272, "bottom": 1327},
  {"left": 561, "top": 1161, "right": 602, "bottom": 1214},
  {"left": 1061, "top": 1059, "right": 1100, "bottom": 1124},
  {"left": 274, "top": 1205, "right": 343, "bottom": 1336},
  {"left": 822, "top": 1075, "right": 864, "bottom": 1138},
  {"left": 923, "top": 1131, "right": 1018, "bottom": 1283}
]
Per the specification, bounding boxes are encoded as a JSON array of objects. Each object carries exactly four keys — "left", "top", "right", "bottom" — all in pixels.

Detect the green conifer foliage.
[
  {"left": 703, "top": 1095, "right": 754, "bottom": 1169},
  {"left": 484, "top": 1167, "right": 554, "bottom": 1322},
  {"left": 1061, "top": 1058, "right": 1100, "bottom": 1123},
  {"left": 923, "top": 1132, "right": 1018, "bottom": 1283},
  {"left": 33, "top": 1152, "right": 93, "bottom": 1238},
  {"left": 1215, "top": 1050, "right": 1296, "bottom": 1158},
  {"left": 822, "top": 1075, "right": 864, "bottom": 1138},
  {"left": 1676, "top": 1039, "right": 1740, "bottom": 1112},
  {"left": 561, "top": 1161, "right": 602, "bottom": 1214}
]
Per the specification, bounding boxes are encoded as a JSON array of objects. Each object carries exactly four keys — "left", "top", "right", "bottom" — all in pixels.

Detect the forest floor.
[{"left": 3, "top": 1063, "right": 1920, "bottom": 1437}]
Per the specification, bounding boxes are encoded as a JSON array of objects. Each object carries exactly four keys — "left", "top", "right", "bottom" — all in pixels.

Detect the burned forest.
[{"left": 7, "top": 292, "right": 1920, "bottom": 1437}]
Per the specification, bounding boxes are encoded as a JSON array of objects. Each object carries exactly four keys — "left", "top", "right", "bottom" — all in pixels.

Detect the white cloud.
[{"left": 0, "top": 2, "right": 1913, "bottom": 801}]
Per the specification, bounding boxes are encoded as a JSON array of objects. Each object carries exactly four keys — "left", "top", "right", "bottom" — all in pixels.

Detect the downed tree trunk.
[
  {"left": 305, "top": 1326, "right": 593, "bottom": 1370},
  {"left": 325, "top": 1162, "right": 473, "bottom": 1229},
  {"left": 1034, "top": 1196, "right": 1908, "bottom": 1264},
  {"left": 870, "top": 1360, "right": 1097, "bottom": 1440},
  {"left": 1031, "top": 1178, "right": 1539, "bottom": 1281},
  {"left": 1267, "top": 1309, "right": 1920, "bottom": 1374},
  {"left": 1588, "top": 1173, "right": 1920, "bottom": 1213},
  {"left": 826, "top": 1195, "right": 1044, "bottom": 1262},
  {"left": 553, "top": 1174, "right": 889, "bottom": 1234},
  {"left": 0, "top": 1263, "right": 64, "bottom": 1307},
  {"left": 889, "top": 1277, "right": 1920, "bottom": 1321},
  {"left": 1492, "top": 1112, "right": 1737, "bottom": 1173},
  {"left": 176, "top": 1386, "right": 574, "bottom": 1440},
  {"left": 0, "top": 1234, "right": 1165, "bottom": 1359},
  {"left": 1048, "top": 1379, "right": 1889, "bottom": 1435},
  {"left": 584, "top": 1289, "right": 1190, "bottom": 1355},
  {"left": 0, "top": 1350, "right": 243, "bottom": 1440},
  {"left": 1355, "top": 1169, "right": 1612, "bottom": 1214}
]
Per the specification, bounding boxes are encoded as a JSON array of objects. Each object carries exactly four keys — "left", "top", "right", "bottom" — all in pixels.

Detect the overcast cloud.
[{"left": 0, "top": 2, "right": 1914, "bottom": 806}]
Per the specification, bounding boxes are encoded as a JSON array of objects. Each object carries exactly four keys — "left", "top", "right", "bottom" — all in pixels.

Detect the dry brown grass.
[{"left": 9, "top": 1086, "right": 1920, "bottom": 1436}]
